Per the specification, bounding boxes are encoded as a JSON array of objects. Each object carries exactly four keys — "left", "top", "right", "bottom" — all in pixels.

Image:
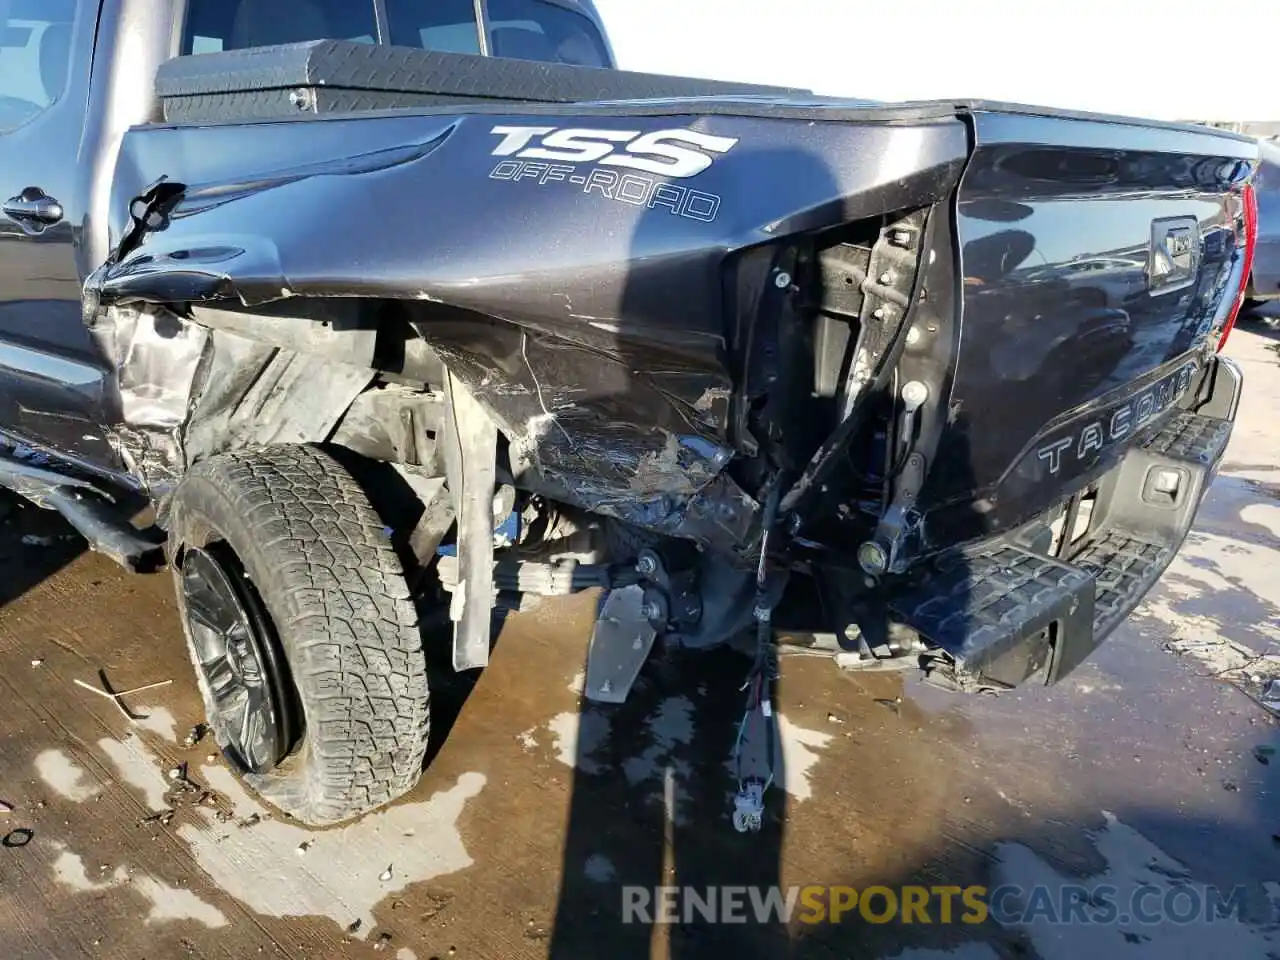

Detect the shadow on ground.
[
  {"left": 534, "top": 642, "right": 1280, "bottom": 960},
  {"left": 1237, "top": 307, "right": 1280, "bottom": 344},
  {"left": 0, "top": 492, "right": 86, "bottom": 609}
]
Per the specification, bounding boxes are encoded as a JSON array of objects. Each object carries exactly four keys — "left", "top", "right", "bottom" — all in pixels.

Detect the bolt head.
[
  {"left": 636, "top": 554, "right": 657, "bottom": 576},
  {"left": 901, "top": 380, "right": 929, "bottom": 408},
  {"left": 774, "top": 271, "right": 792, "bottom": 289},
  {"left": 857, "top": 540, "right": 890, "bottom": 576}
]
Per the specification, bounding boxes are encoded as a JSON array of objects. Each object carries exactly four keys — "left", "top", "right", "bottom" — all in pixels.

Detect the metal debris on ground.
[
  {"left": 1164, "top": 636, "right": 1280, "bottom": 719},
  {"left": 73, "top": 674, "right": 173, "bottom": 723},
  {"left": 133, "top": 762, "right": 234, "bottom": 829},
  {"left": 138, "top": 809, "right": 177, "bottom": 827},
  {"left": 183, "top": 724, "right": 207, "bottom": 747},
  {"left": 346, "top": 919, "right": 363, "bottom": 935},
  {"left": 874, "top": 696, "right": 903, "bottom": 715},
  {"left": 30, "top": 658, "right": 43, "bottom": 667},
  {"left": 0, "top": 801, "right": 12, "bottom": 815},
  {"left": 1255, "top": 745, "right": 1276, "bottom": 765},
  {"left": 1261, "top": 679, "right": 1280, "bottom": 711},
  {"left": 296, "top": 841, "right": 312, "bottom": 855},
  {"left": 379, "top": 864, "right": 394, "bottom": 881}
]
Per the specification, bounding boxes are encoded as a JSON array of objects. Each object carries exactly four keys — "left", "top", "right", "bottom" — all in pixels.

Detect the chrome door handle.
[{"left": 4, "top": 189, "right": 64, "bottom": 225}]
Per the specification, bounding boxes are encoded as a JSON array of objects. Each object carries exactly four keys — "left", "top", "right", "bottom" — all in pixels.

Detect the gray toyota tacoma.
[{"left": 0, "top": 0, "right": 1259, "bottom": 825}]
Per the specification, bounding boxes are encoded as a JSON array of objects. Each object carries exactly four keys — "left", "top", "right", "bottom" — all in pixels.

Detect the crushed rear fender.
[{"left": 85, "top": 110, "right": 968, "bottom": 554}]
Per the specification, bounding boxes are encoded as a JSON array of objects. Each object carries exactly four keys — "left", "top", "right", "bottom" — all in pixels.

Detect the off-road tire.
[{"left": 168, "top": 444, "right": 430, "bottom": 825}]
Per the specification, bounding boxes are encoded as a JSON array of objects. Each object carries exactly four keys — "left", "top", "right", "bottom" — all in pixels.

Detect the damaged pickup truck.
[{"left": 0, "top": 0, "right": 1258, "bottom": 825}]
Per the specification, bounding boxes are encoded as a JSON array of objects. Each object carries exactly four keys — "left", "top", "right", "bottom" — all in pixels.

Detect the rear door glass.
[
  {"left": 181, "top": 0, "right": 611, "bottom": 67},
  {"left": 385, "top": 0, "right": 482, "bottom": 54},
  {"left": 182, "top": 0, "right": 378, "bottom": 55},
  {"left": 386, "top": 0, "right": 611, "bottom": 66},
  {"left": 486, "top": 0, "right": 610, "bottom": 66}
]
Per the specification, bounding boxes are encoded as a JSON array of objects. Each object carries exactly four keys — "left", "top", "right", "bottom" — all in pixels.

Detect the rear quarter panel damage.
[{"left": 88, "top": 109, "right": 968, "bottom": 552}]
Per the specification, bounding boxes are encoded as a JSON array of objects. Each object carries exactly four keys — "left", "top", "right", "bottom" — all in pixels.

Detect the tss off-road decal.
[{"left": 487, "top": 126, "right": 738, "bottom": 223}]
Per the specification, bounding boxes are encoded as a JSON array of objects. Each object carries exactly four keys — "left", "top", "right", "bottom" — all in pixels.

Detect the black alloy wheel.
[{"left": 181, "top": 545, "right": 297, "bottom": 775}]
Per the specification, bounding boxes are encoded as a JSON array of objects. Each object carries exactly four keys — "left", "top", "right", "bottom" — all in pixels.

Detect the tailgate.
[{"left": 917, "top": 110, "right": 1256, "bottom": 544}]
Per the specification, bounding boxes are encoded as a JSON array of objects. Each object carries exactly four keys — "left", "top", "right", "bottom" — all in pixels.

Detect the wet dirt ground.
[{"left": 2, "top": 320, "right": 1280, "bottom": 960}]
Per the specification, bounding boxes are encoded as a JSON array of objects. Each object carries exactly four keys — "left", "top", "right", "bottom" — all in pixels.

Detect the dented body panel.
[
  {"left": 86, "top": 95, "right": 1255, "bottom": 568},
  {"left": 91, "top": 107, "right": 968, "bottom": 553},
  {"left": 0, "top": 18, "right": 1259, "bottom": 679}
]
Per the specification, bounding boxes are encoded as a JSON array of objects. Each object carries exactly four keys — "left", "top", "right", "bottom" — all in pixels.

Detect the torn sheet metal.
[
  {"left": 87, "top": 304, "right": 208, "bottom": 494},
  {"left": 184, "top": 330, "right": 375, "bottom": 464},
  {"left": 411, "top": 319, "right": 758, "bottom": 555},
  {"left": 87, "top": 303, "right": 373, "bottom": 500},
  {"left": 86, "top": 107, "right": 965, "bottom": 555},
  {"left": 442, "top": 371, "right": 498, "bottom": 671}
]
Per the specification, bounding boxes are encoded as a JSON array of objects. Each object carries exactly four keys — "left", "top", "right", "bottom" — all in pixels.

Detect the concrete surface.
[{"left": 1, "top": 319, "right": 1279, "bottom": 960}]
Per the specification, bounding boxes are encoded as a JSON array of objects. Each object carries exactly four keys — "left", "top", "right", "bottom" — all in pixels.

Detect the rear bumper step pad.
[{"left": 887, "top": 377, "right": 1238, "bottom": 691}]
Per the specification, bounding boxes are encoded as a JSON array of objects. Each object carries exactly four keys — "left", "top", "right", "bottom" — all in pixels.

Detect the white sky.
[{"left": 593, "top": 0, "right": 1279, "bottom": 122}]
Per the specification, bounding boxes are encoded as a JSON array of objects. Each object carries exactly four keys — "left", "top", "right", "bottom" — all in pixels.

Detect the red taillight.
[{"left": 1218, "top": 180, "right": 1258, "bottom": 351}]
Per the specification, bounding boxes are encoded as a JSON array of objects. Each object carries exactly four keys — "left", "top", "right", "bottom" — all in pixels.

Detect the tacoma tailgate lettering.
[{"left": 1034, "top": 362, "right": 1198, "bottom": 476}]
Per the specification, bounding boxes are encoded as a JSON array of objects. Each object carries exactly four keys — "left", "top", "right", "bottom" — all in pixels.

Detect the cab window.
[{"left": 182, "top": 0, "right": 612, "bottom": 68}]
